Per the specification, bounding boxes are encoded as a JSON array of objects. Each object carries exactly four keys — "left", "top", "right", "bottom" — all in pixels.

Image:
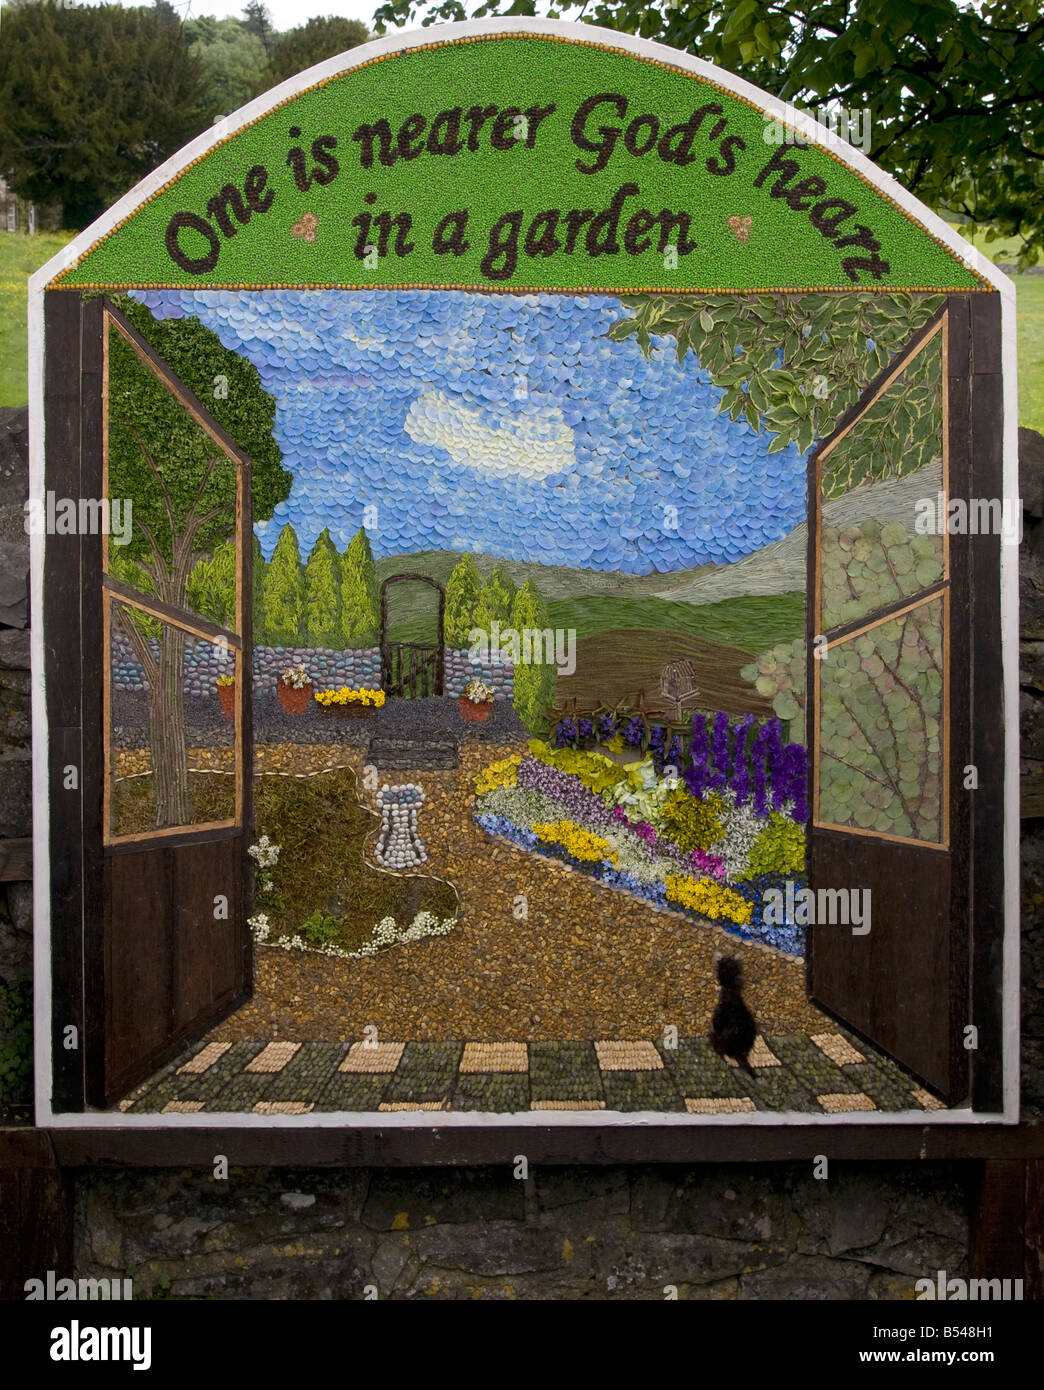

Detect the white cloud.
[{"left": 403, "top": 390, "right": 575, "bottom": 480}]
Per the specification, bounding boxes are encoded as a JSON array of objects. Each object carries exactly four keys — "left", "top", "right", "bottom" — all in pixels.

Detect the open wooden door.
[
  {"left": 806, "top": 295, "right": 1004, "bottom": 1109},
  {"left": 45, "top": 293, "right": 254, "bottom": 1110}
]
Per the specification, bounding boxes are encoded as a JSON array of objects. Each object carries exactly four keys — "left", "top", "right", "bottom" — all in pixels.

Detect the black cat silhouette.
[{"left": 709, "top": 954, "right": 758, "bottom": 1077}]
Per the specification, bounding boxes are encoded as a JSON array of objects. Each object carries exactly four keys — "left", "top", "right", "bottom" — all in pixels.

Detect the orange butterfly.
[
  {"left": 727, "top": 215, "right": 753, "bottom": 244},
  {"left": 291, "top": 212, "right": 318, "bottom": 243}
]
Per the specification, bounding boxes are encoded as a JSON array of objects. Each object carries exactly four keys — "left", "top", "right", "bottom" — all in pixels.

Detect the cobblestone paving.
[{"left": 116, "top": 1029, "right": 948, "bottom": 1115}]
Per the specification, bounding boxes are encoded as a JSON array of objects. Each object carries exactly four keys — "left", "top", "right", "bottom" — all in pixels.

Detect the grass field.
[
  {"left": 547, "top": 592, "right": 805, "bottom": 653},
  {"left": 0, "top": 231, "right": 74, "bottom": 407}
]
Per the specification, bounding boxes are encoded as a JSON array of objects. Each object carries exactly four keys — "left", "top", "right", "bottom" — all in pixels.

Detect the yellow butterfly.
[
  {"left": 291, "top": 212, "right": 318, "bottom": 243},
  {"left": 727, "top": 215, "right": 753, "bottom": 244}
]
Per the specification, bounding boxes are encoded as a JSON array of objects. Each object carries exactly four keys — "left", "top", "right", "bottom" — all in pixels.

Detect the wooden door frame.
[
  {"left": 43, "top": 289, "right": 255, "bottom": 1112},
  {"left": 804, "top": 292, "right": 1004, "bottom": 1112}
]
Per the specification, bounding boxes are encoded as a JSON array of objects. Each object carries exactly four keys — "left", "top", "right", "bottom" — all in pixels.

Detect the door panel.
[
  {"left": 87, "top": 299, "right": 253, "bottom": 1106},
  {"left": 807, "top": 307, "right": 968, "bottom": 1102}
]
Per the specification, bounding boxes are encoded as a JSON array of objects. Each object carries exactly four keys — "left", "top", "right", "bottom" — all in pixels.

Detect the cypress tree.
[
  {"left": 444, "top": 553, "right": 482, "bottom": 648},
  {"left": 340, "top": 527, "right": 380, "bottom": 648},
  {"left": 262, "top": 524, "right": 304, "bottom": 645},
  {"left": 510, "top": 580, "right": 556, "bottom": 733},
  {"left": 303, "top": 527, "right": 341, "bottom": 647},
  {"left": 475, "top": 565, "right": 516, "bottom": 633}
]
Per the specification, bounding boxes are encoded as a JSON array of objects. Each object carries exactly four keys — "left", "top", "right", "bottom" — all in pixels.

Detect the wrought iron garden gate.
[{"left": 379, "top": 573, "right": 445, "bottom": 699}]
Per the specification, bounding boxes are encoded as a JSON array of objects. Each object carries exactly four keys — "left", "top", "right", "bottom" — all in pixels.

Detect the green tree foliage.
[
  {"left": 610, "top": 292, "right": 942, "bottom": 477},
  {"left": 187, "top": 538, "right": 237, "bottom": 628},
  {"left": 252, "top": 534, "right": 267, "bottom": 643},
  {"left": 263, "top": 524, "right": 305, "bottom": 645},
  {"left": 106, "top": 299, "right": 287, "bottom": 828},
  {"left": 373, "top": 0, "right": 1044, "bottom": 267},
  {"left": 340, "top": 528, "right": 380, "bottom": 647},
  {"left": 241, "top": 1, "right": 277, "bottom": 58},
  {"left": 510, "top": 579, "right": 556, "bottom": 733},
  {"left": 184, "top": 15, "right": 269, "bottom": 115},
  {"left": 265, "top": 16, "right": 369, "bottom": 86},
  {"left": 475, "top": 566, "right": 516, "bottom": 632},
  {"left": 303, "top": 528, "right": 342, "bottom": 647},
  {"left": 0, "top": 1, "right": 213, "bottom": 228},
  {"left": 444, "top": 553, "right": 482, "bottom": 647}
]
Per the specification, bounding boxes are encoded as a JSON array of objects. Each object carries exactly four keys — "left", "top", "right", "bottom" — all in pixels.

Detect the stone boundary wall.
[{"left": 109, "top": 634, "right": 516, "bottom": 701}]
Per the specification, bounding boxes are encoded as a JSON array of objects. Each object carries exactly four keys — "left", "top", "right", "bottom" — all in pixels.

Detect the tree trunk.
[{"left": 151, "top": 624, "right": 190, "bottom": 829}]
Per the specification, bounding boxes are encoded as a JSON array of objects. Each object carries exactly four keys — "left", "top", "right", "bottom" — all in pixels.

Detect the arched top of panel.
[{"left": 34, "top": 20, "right": 1000, "bottom": 296}]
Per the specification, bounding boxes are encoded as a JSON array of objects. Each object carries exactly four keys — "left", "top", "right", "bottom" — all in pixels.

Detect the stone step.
[{"left": 367, "top": 735, "right": 460, "bottom": 770}]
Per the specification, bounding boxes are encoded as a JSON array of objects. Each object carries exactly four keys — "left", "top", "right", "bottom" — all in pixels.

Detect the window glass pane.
[
  {"left": 106, "top": 317, "right": 240, "bottom": 634},
  {"left": 818, "top": 329, "right": 945, "bottom": 634},
  {"left": 108, "top": 599, "right": 236, "bottom": 839},
  {"left": 816, "top": 595, "right": 945, "bottom": 844}
]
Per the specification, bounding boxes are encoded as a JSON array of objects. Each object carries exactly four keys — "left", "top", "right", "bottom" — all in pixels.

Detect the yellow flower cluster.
[
  {"left": 313, "top": 686, "right": 386, "bottom": 708},
  {"left": 665, "top": 874, "right": 752, "bottom": 925},
  {"left": 474, "top": 754, "right": 522, "bottom": 795},
  {"left": 533, "top": 820, "right": 618, "bottom": 865},
  {"left": 215, "top": 674, "right": 235, "bottom": 688}
]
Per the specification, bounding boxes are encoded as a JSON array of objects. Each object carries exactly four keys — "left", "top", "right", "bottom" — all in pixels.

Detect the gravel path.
[{"left": 205, "top": 741, "right": 827, "bottom": 1044}]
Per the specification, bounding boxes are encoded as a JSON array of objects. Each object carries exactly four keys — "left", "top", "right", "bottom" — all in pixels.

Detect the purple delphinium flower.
[
  {"left": 780, "top": 742, "right": 810, "bottom": 822},
  {"left": 555, "top": 718, "right": 577, "bottom": 749},
  {"left": 597, "top": 712, "right": 617, "bottom": 744},
  {"left": 729, "top": 714, "right": 754, "bottom": 804},
  {"left": 577, "top": 716, "right": 594, "bottom": 743},
  {"left": 685, "top": 713, "right": 709, "bottom": 797},
  {"left": 751, "top": 720, "right": 769, "bottom": 818},
  {"left": 765, "top": 718, "right": 787, "bottom": 811},
  {"left": 623, "top": 716, "right": 645, "bottom": 748},
  {"left": 665, "top": 734, "right": 683, "bottom": 774},
  {"left": 708, "top": 710, "right": 731, "bottom": 791},
  {"left": 648, "top": 724, "right": 667, "bottom": 772}
]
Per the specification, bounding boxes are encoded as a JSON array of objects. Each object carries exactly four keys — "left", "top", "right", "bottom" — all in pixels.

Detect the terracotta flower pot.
[
  {"left": 459, "top": 694, "right": 493, "bottom": 722},
  {"left": 277, "top": 679, "right": 313, "bottom": 716},
  {"left": 217, "top": 683, "right": 235, "bottom": 718}
]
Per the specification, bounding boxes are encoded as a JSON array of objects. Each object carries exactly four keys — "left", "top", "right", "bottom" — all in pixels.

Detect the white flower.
[
  {"left": 247, "top": 913, "right": 270, "bottom": 942},
  {"left": 248, "top": 835, "right": 280, "bottom": 868}
]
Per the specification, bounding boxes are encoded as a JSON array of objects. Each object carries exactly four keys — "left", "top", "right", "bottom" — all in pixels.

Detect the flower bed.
[{"left": 472, "top": 731, "right": 810, "bottom": 956}]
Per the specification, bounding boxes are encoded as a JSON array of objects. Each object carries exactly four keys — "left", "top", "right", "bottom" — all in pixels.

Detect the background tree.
[
  {"left": 184, "top": 15, "right": 269, "bottom": 115},
  {"left": 241, "top": 1, "right": 277, "bottom": 58},
  {"left": 444, "top": 553, "right": 482, "bottom": 647},
  {"left": 265, "top": 16, "right": 370, "bottom": 86},
  {"left": 107, "top": 295, "right": 291, "bottom": 828},
  {"left": 0, "top": 1, "right": 214, "bottom": 228},
  {"left": 263, "top": 524, "right": 305, "bottom": 646},
  {"left": 303, "top": 528, "right": 342, "bottom": 647},
  {"left": 510, "top": 579, "right": 556, "bottom": 733},
  {"left": 186, "top": 538, "right": 237, "bottom": 629},
  {"left": 475, "top": 565, "right": 516, "bottom": 633},
  {"left": 340, "top": 527, "right": 380, "bottom": 647},
  {"left": 373, "top": 0, "right": 1044, "bottom": 267}
]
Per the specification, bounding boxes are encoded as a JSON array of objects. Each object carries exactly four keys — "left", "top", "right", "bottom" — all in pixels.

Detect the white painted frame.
[{"left": 27, "top": 18, "right": 1020, "bottom": 1129}]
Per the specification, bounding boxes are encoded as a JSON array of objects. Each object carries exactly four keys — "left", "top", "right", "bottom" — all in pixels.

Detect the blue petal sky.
[{"left": 132, "top": 289, "right": 808, "bottom": 575}]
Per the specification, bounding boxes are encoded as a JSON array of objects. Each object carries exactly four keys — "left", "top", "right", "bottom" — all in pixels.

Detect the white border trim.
[{"left": 27, "top": 18, "right": 1019, "bottom": 1130}]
